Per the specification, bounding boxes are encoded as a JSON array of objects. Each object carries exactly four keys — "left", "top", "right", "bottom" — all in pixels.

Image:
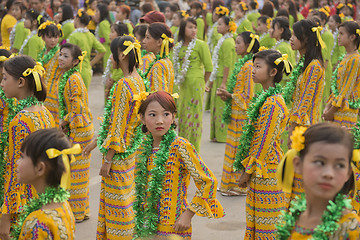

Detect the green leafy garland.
[
  {"left": 222, "top": 53, "right": 253, "bottom": 124},
  {"left": 11, "top": 187, "right": 70, "bottom": 240},
  {"left": 133, "top": 126, "right": 177, "bottom": 239},
  {"left": 282, "top": 56, "right": 305, "bottom": 104},
  {"left": 352, "top": 121, "right": 360, "bottom": 149},
  {"left": 141, "top": 49, "right": 147, "bottom": 57},
  {"left": 0, "top": 95, "right": 40, "bottom": 207},
  {"left": 276, "top": 194, "right": 352, "bottom": 240},
  {"left": 233, "top": 84, "right": 282, "bottom": 171},
  {"left": 37, "top": 44, "right": 60, "bottom": 65},
  {"left": 138, "top": 54, "right": 167, "bottom": 92},
  {"left": 96, "top": 81, "right": 144, "bottom": 160},
  {"left": 331, "top": 53, "right": 360, "bottom": 109}
]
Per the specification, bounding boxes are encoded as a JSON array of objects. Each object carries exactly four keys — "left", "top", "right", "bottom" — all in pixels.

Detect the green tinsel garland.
[
  {"left": 330, "top": 53, "right": 360, "bottom": 109},
  {"left": 233, "top": 84, "right": 282, "bottom": 171},
  {"left": 276, "top": 194, "right": 352, "bottom": 240},
  {"left": 11, "top": 186, "right": 70, "bottom": 240},
  {"left": 141, "top": 49, "right": 147, "bottom": 57},
  {"left": 352, "top": 121, "right": 360, "bottom": 149},
  {"left": 222, "top": 53, "right": 253, "bottom": 124},
  {"left": 37, "top": 44, "right": 60, "bottom": 65},
  {"left": 96, "top": 81, "right": 144, "bottom": 160},
  {"left": 133, "top": 126, "right": 177, "bottom": 239},
  {"left": 282, "top": 56, "right": 305, "bottom": 104},
  {"left": 137, "top": 54, "right": 168, "bottom": 92},
  {"left": 0, "top": 95, "right": 40, "bottom": 207}
]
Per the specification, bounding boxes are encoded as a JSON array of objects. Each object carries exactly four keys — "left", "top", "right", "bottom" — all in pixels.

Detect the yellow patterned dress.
[
  {"left": 97, "top": 75, "right": 145, "bottom": 240},
  {"left": 137, "top": 136, "right": 225, "bottom": 239},
  {"left": 147, "top": 58, "right": 175, "bottom": 93},
  {"left": 141, "top": 52, "right": 155, "bottom": 74},
  {"left": 42, "top": 49, "right": 62, "bottom": 127},
  {"left": 61, "top": 71, "right": 94, "bottom": 221},
  {"left": 19, "top": 201, "right": 75, "bottom": 239},
  {"left": 220, "top": 60, "right": 254, "bottom": 193},
  {"left": 290, "top": 212, "right": 360, "bottom": 239},
  {"left": 241, "top": 95, "right": 288, "bottom": 240},
  {"left": 327, "top": 52, "right": 360, "bottom": 128},
  {"left": 287, "top": 59, "right": 325, "bottom": 208},
  {"left": 1, "top": 108, "right": 54, "bottom": 219}
]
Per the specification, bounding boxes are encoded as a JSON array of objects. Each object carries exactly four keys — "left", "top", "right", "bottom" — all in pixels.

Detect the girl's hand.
[
  {"left": 60, "top": 120, "right": 70, "bottom": 134},
  {"left": 322, "top": 109, "right": 335, "bottom": 121},
  {"left": 82, "top": 138, "right": 97, "bottom": 157},
  {"left": 0, "top": 214, "right": 11, "bottom": 240},
  {"left": 238, "top": 172, "right": 250, "bottom": 188},
  {"left": 173, "top": 209, "right": 195, "bottom": 232},
  {"left": 216, "top": 88, "right": 232, "bottom": 101},
  {"left": 99, "top": 161, "right": 112, "bottom": 178},
  {"left": 205, "top": 81, "right": 213, "bottom": 92}
]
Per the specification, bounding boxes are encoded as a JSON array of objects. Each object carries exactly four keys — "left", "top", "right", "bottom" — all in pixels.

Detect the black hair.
[
  {"left": 85, "top": 0, "right": 96, "bottom": 9},
  {"left": 190, "top": 2, "right": 203, "bottom": 18},
  {"left": 141, "top": 3, "right": 154, "bottom": 14},
  {"left": 3, "top": 55, "right": 47, "bottom": 101},
  {"left": 276, "top": 8, "right": 289, "bottom": 19},
  {"left": 298, "top": 123, "right": 354, "bottom": 195},
  {"left": 339, "top": 21, "right": 360, "bottom": 49},
  {"left": 178, "top": 18, "right": 197, "bottom": 42},
  {"left": 272, "top": 17, "right": 291, "bottom": 41},
  {"left": 0, "top": 49, "right": 11, "bottom": 69},
  {"left": 220, "top": 15, "right": 231, "bottom": 26},
  {"left": 97, "top": 3, "right": 112, "bottom": 23},
  {"left": 270, "top": 0, "right": 279, "bottom": 10},
  {"left": 311, "top": 10, "right": 329, "bottom": 24},
  {"left": 261, "top": 2, "right": 274, "bottom": 18},
  {"left": 253, "top": 49, "right": 292, "bottom": 83},
  {"left": 112, "top": 23, "right": 129, "bottom": 36},
  {"left": 14, "top": 1, "right": 27, "bottom": 12},
  {"left": 249, "top": 1, "right": 258, "bottom": 10},
  {"left": 286, "top": 0, "right": 298, "bottom": 22},
  {"left": 25, "top": 9, "right": 45, "bottom": 28},
  {"left": 60, "top": 4, "right": 74, "bottom": 23},
  {"left": 238, "top": 31, "right": 259, "bottom": 54},
  {"left": 331, "top": 14, "right": 342, "bottom": 24},
  {"left": 238, "top": 2, "right": 249, "bottom": 13},
  {"left": 133, "top": 24, "right": 148, "bottom": 41},
  {"left": 310, "top": 0, "right": 319, "bottom": 8},
  {"left": 76, "top": 9, "right": 91, "bottom": 26},
  {"left": 258, "top": 15, "right": 270, "bottom": 24},
  {"left": 148, "top": 22, "right": 174, "bottom": 49},
  {"left": 168, "top": 3, "right": 180, "bottom": 13},
  {"left": 293, "top": 19, "right": 323, "bottom": 71},
  {"left": 110, "top": 36, "right": 139, "bottom": 73},
  {"left": 20, "top": 128, "right": 71, "bottom": 187},
  {"left": 38, "top": 22, "right": 63, "bottom": 38},
  {"left": 60, "top": 43, "right": 82, "bottom": 66}
]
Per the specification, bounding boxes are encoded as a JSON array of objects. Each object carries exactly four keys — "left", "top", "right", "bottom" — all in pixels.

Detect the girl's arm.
[
  {"left": 200, "top": 41, "right": 213, "bottom": 84},
  {"left": 232, "top": 63, "right": 254, "bottom": 110},
  {"left": 90, "top": 35, "right": 106, "bottom": 67}
]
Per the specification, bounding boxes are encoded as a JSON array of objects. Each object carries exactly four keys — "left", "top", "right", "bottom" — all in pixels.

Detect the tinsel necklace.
[{"left": 37, "top": 44, "right": 60, "bottom": 65}]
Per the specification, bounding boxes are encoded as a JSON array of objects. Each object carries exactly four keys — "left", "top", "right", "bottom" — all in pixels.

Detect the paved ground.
[{"left": 76, "top": 75, "right": 246, "bottom": 239}]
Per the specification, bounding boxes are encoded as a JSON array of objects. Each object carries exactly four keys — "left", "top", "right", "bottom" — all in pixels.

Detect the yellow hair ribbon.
[
  {"left": 180, "top": 10, "right": 189, "bottom": 19},
  {"left": 312, "top": 26, "right": 326, "bottom": 49},
  {"left": 339, "top": 13, "right": 345, "bottom": 18},
  {"left": 78, "top": 51, "right": 87, "bottom": 72},
  {"left": 171, "top": 93, "right": 179, "bottom": 99},
  {"left": 351, "top": 149, "right": 360, "bottom": 212},
  {"left": 38, "top": 21, "right": 52, "bottom": 31},
  {"left": 46, "top": 144, "right": 82, "bottom": 189},
  {"left": 133, "top": 91, "right": 150, "bottom": 113},
  {"left": 77, "top": 9, "right": 84, "bottom": 17},
  {"left": 123, "top": 40, "right": 143, "bottom": 66},
  {"left": 160, "top": 33, "right": 174, "bottom": 57},
  {"left": 0, "top": 53, "right": 15, "bottom": 62},
  {"left": 276, "top": 148, "right": 297, "bottom": 194},
  {"left": 22, "top": 62, "right": 45, "bottom": 92},
  {"left": 319, "top": 8, "right": 330, "bottom": 17},
  {"left": 85, "top": 0, "right": 89, "bottom": 5},
  {"left": 347, "top": 3, "right": 353, "bottom": 8},
  {"left": 258, "top": 46, "right": 268, "bottom": 51},
  {"left": 274, "top": 54, "right": 293, "bottom": 74},
  {"left": 247, "top": 33, "right": 259, "bottom": 53}
]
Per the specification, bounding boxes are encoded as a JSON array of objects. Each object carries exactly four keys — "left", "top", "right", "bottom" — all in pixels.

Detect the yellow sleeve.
[
  {"left": 232, "top": 62, "right": 254, "bottom": 110},
  {"left": 148, "top": 61, "right": 169, "bottom": 92}
]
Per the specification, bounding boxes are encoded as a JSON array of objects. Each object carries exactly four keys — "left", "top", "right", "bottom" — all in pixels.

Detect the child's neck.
[
  {"left": 299, "top": 195, "right": 331, "bottom": 229},
  {"left": 152, "top": 136, "right": 162, "bottom": 148},
  {"left": 345, "top": 43, "right": 358, "bottom": 54},
  {"left": 16, "top": 89, "right": 35, "bottom": 101},
  {"left": 261, "top": 81, "right": 275, "bottom": 91}
]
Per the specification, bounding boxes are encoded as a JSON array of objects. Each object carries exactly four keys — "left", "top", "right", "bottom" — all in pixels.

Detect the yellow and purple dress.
[
  {"left": 242, "top": 95, "right": 288, "bottom": 239},
  {"left": 1, "top": 107, "right": 54, "bottom": 219},
  {"left": 137, "top": 136, "right": 225, "bottom": 239},
  {"left": 141, "top": 52, "right": 155, "bottom": 74},
  {"left": 147, "top": 57, "right": 175, "bottom": 93},
  {"left": 220, "top": 60, "right": 254, "bottom": 193},
  {"left": 19, "top": 201, "right": 75, "bottom": 239},
  {"left": 97, "top": 75, "right": 145, "bottom": 240},
  {"left": 327, "top": 52, "right": 360, "bottom": 128},
  {"left": 61, "top": 71, "right": 94, "bottom": 221}
]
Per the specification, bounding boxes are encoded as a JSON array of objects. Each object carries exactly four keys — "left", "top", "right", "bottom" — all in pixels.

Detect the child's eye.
[
  {"left": 149, "top": 113, "right": 155, "bottom": 117},
  {"left": 164, "top": 112, "right": 170, "bottom": 116},
  {"left": 335, "top": 163, "right": 346, "bottom": 169},
  {"left": 313, "top": 160, "right": 324, "bottom": 166}
]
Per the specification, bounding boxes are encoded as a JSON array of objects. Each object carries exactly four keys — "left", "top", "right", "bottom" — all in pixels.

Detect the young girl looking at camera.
[
  {"left": 134, "top": 91, "right": 225, "bottom": 240},
  {"left": 234, "top": 49, "right": 290, "bottom": 239},
  {"left": 277, "top": 123, "right": 360, "bottom": 239},
  {"left": 0, "top": 55, "right": 54, "bottom": 239},
  {"left": 13, "top": 128, "right": 76, "bottom": 239}
]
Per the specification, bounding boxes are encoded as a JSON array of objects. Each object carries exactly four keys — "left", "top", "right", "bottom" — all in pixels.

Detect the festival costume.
[
  {"left": 96, "top": 75, "right": 145, "bottom": 240},
  {"left": 210, "top": 36, "right": 235, "bottom": 142},
  {"left": 11, "top": 20, "right": 30, "bottom": 51},
  {"left": 259, "top": 33, "right": 276, "bottom": 49},
  {"left": 68, "top": 28, "right": 106, "bottom": 88},
  {"left": 175, "top": 39, "right": 212, "bottom": 151},
  {"left": 236, "top": 17, "right": 253, "bottom": 34},
  {"left": 208, "top": 23, "right": 221, "bottom": 54},
  {"left": 59, "top": 20, "right": 75, "bottom": 44},
  {"left": 19, "top": 201, "right": 75, "bottom": 239},
  {"left": 96, "top": 20, "right": 111, "bottom": 69},
  {"left": 220, "top": 60, "right": 254, "bottom": 193},
  {"left": 147, "top": 57, "right": 175, "bottom": 93},
  {"left": 141, "top": 52, "right": 156, "bottom": 74},
  {"left": 61, "top": 71, "right": 94, "bottom": 221},
  {"left": 86, "top": 8, "right": 96, "bottom": 31},
  {"left": 327, "top": 52, "right": 360, "bottom": 128},
  {"left": 196, "top": 17, "right": 205, "bottom": 40},
  {"left": 20, "top": 31, "right": 44, "bottom": 60},
  {"left": 321, "top": 29, "right": 334, "bottom": 105},
  {"left": 246, "top": 10, "right": 260, "bottom": 27},
  {"left": 0, "top": 14, "right": 17, "bottom": 49}
]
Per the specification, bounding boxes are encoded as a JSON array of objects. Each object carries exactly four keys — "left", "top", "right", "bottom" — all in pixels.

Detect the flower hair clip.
[
  {"left": 202, "top": 3, "right": 207, "bottom": 10},
  {"left": 239, "top": 2, "right": 248, "bottom": 11},
  {"left": 266, "top": 18, "right": 272, "bottom": 29},
  {"left": 290, "top": 126, "right": 307, "bottom": 151},
  {"left": 77, "top": 51, "right": 87, "bottom": 71},
  {"left": 180, "top": 10, "right": 189, "bottom": 19},
  {"left": 22, "top": 62, "right": 45, "bottom": 92},
  {"left": 258, "top": 46, "right": 268, "bottom": 51},
  {"left": 77, "top": 9, "right": 84, "bottom": 17},
  {"left": 215, "top": 6, "right": 229, "bottom": 16},
  {"left": 274, "top": 54, "right": 293, "bottom": 74}
]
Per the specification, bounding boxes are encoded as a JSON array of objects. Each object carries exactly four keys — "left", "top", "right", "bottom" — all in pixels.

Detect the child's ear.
[
  {"left": 72, "top": 59, "right": 80, "bottom": 68},
  {"left": 270, "top": 67, "right": 278, "bottom": 77},
  {"left": 157, "top": 38, "right": 163, "bottom": 48},
  {"left": 35, "top": 161, "right": 47, "bottom": 177},
  {"left": 140, "top": 114, "right": 145, "bottom": 125},
  {"left": 293, "top": 156, "right": 303, "bottom": 175},
  {"left": 18, "top": 77, "right": 26, "bottom": 88}
]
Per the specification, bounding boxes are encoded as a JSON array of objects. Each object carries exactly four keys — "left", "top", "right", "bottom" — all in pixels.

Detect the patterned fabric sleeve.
[
  {"left": 148, "top": 60, "right": 169, "bottom": 92},
  {"left": 241, "top": 96, "right": 286, "bottom": 178},
  {"left": 178, "top": 140, "right": 225, "bottom": 219},
  {"left": 232, "top": 61, "right": 253, "bottom": 110},
  {"left": 289, "top": 61, "right": 323, "bottom": 125}
]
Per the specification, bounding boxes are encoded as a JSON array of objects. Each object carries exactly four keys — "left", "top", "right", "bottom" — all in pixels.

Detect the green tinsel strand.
[{"left": 37, "top": 44, "right": 60, "bottom": 65}]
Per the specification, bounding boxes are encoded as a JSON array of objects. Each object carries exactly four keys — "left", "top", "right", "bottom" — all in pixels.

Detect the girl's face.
[
  {"left": 328, "top": 16, "right": 337, "bottom": 31},
  {"left": 53, "top": 0, "right": 61, "bottom": 8},
  {"left": 58, "top": 48, "right": 77, "bottom": 70},
  {"left": 257, "top": 20, "right": 268, "bottom": 34},
  {"left": 24, "top": 16, "right": 32, "bottom": 29},
  {"left": 1, "top": 69, "right": 19, "bottom": 99},
  {"left": 269, "top": 22, "right": 283, "bottom": 39},
  {"left": 172, "top": 14, "right": 181, "bottom": 27},
  {"left": 283, "top": 1, "right": 289, "bottom": 10},
  {"left": 290, "top": 33, "right": 306, "bottom": 51},
  {"left": 338, "top": 26, "right": 354, "bottom": 47},
  {"left": 143, "top": 30, "right": 160, "bottom": 53},
  {"left": 190, "top": 7, "right": 197, "bottom": 17},
  {"left": 109, "top": 1, "right": 116, "bottom": 11},
  {"left": 141, "top": 100, "right": 175, "bottom": 140},
  {"left": 110, "top": 53, "right": 118, "bottom": 69},
  {"left": 90, "top": 0, "right": 97, "bottom": 10},
  {"left": 10, "top": 5, "right": 22, "bottom": 20},
  {"left": 165, "top": 7, "right": 173, "bottom": 20},
  {"left": 235, "top": 35, "right": 247, "bottom": 56},
  {"left": 234, "top": 5, "right": 245, "bottom": 19},
  {"left": 110, "top": 26, "right": 118, "bottom": 41},
  {"left": 295, "top": 142, "right": 352, "bottom": 201},
  {"left": 43, "top": 34, "right": 59, "bottom": 50},
  {"left": 57, "top": 7, "right": 63, "bottom": 21},
  {"left": 217, "top": 18, "right": 229, "bottom": 35},
  {"left": 252, "top": 57, "right": 273, "bottom": 84},
  {"left": 16, "top": 151, "right": 37, "bottom": 185},
  {"left": 94, "top": 8, "right": 100, "bottom": 23},
  {"left": 231, "top": 0, "right": 238, "bottom": 11},
  {"left": 185, "top": 21, "right": 197, "bottom": 40},
  {"left": 116, "top": 7, "right": 125, "bottom": 21}
]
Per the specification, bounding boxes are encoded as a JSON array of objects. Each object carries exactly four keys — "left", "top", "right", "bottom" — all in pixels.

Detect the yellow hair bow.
[
  {"left": 160, "top": 33, "right": 174, "bottom": 57},
  {"left": 356, "top": 29, "right": 360, "bottom": 35},
  {"left": 347, "top": 3, "right": 353, "bottom": 8},
  {"left": 339, "top": 13, "right": 345, "bottom": 18},
  {"left": 312, "top": 26, "right": 326, "bottom": 49},
  {"left": 240, "top": 2, "right": 248, "bottom": 11},
  {"left": 258, "top": 46, "right": 268, "bottom": 51},
  {"left": 0, "top": 53, "right": 15, "bottom": 62},
  {"left": 77, "top": 9, "right": 84, "bottom": 17},
  {"left": 215, "top": 6, "right": 229, "bottom": 15},
  {"left": 180, "top": 10, "right": 189, "bottom": 19},
  {"left": 274, "top": 54, "right": 293, "bottom": 74},
  {"left": 85, "top": 0, "right": 89, "bottom": 5},
  {"left": 247, "top": 33, "right": 259, "bottom": 53},
  {"left": 37, "top": 15, "right": 43, "bottom": 24},
  {"left": 319, "top": 8, "right": 330, "bottom": 17},
  {"left": 337, "top": 3, "right": 344, "bottom": 9},
  {"left": 46, "top": 144, "right": 82, "bottom": 189},
  {"left": 22, "top": 62, "right": 45, "bottom": 92},
  {"left": 133, "top": 91, "right": 150, "bottom": 113},
  {"left": 78, "top": 51, "right": 87, "bottom": 71},
  {"left": 123, "top": 40, "right": 143, "bottom": 66},
  {"left": 229, "top": 21, "right": 237, "bottom": 33}
]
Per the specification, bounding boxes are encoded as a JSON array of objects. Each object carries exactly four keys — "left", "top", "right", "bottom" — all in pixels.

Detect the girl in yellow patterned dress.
[
  {"left": 57, "top": 43, "right": 94, "bottom": 223},
  {"left": 142, "top": 22, "right": 175, "bottom": 93},
  {"left": 0, "top": 55, "right": 54, "bottom": 239},
  {"left": 15, "top": 128, "right": 76, "bottom": 239},
  {"left": 0, "top": 49, "right": 13, "bottom": 138},
  {"left": 133, "top": 24, "right": 155, "bottom": 74},
  {"left": 135, "top": 91, "right": 225, "bottom": 240},
  {"left": 323, "top": 21, "right": 360, "bottom": 128},
  {"left": 235, "top": 50, "right": 290, "bottom": 239},
  {"left": 277, "top": 123, "right": 360, "bottom": 239}
]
